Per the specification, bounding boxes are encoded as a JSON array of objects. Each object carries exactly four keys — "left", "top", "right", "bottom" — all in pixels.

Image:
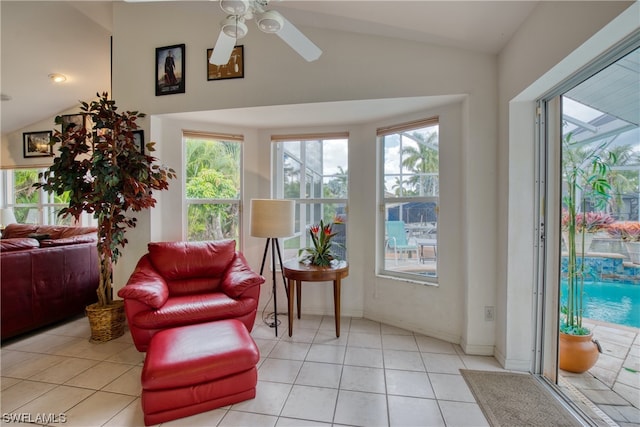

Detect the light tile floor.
[
  {"left": 0, "top": 315, "right": 499, "bottom": 427},
  {"left": 0, "top": 314, "right": 608, "bottom": 427}
]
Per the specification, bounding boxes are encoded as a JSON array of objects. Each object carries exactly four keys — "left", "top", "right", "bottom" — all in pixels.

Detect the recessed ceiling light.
[{"left": 48, "top": 73, "right": 67, "bottom": 83}]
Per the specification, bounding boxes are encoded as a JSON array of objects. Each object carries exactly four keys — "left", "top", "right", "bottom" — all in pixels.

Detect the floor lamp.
[
  {"left": 250, "top": 199, "right": 295, "bottom": 336},
  {"left": 0, "top": 208, "right": 17, "bottom": 229}
]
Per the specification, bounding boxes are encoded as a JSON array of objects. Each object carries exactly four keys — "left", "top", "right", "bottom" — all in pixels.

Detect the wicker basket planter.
[{"left": 86, "top": 300, "right": 125, "bottom": 342}]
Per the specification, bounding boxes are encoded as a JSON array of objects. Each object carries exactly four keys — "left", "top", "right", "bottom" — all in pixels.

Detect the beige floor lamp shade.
[
  {"left": 250, "top": 199, "right": 295, "bottom": 238},
  {"left": 1, "top": 208, "right": 17, "bottom": 227},
  {"left": 250, "top": 198, "right": 295, "bottom": 336}
]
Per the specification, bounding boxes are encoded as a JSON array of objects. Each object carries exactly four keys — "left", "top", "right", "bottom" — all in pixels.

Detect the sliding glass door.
[{"left": 537, "top": 43, "right": 639, "bottom": 415}]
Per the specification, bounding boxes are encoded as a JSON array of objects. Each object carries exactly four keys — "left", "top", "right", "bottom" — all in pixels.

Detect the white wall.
[
  {"left": 496, "top": 1, "right": 636, "bottom": 369},
  {"left": 111, "top": 1, "right": 498, "bottom": 352}
]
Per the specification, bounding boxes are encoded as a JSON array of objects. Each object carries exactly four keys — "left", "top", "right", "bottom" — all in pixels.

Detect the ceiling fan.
[{"left": 210, "top": 0, "right": 322, "bottom": 65}]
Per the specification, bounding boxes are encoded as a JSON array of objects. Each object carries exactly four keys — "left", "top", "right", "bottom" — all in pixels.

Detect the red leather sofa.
[
  {"left": 118, "top": 240, "right": 264, "bottom": 351},
  {"left": 1, "top": 224, "right": 99, "bottom": 340}
]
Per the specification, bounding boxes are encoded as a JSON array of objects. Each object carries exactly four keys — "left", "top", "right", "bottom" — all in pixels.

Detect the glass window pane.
[
  {"left": 323, "top": 139, "right": 348, "bottom": 175},
  {"left": 383, "top": 135, "right": 401, "bottom": 174},
  {"left": 384, "top": 202, "right": 437, "bottom": 278},
  {"left": 275, "top": 137, "right": 349, "bottom": 261},
  {"left": 13, "top": 170, "right": 39, "bottom": 205},
  {"left": 306, "top": 140, "right": 322, "bottom": 172},
  {"left": 185, "top": 138, "right": 240, "bottom": 200},
  {"left": 44, "top": 206, "right": 73, "bottom": 225},
  {"left": 381, "top": 122, "right": 439, "bottom": 281},
  {"left": 284, "top": 201, "right": 347, "bottom": 261},
  {"left": 184, "top": 134, "right": 242, "bottom": 243},
  {"left": 284, "top": 154, "right": 301, "bottom": 198},
  {"left": 187, "top": 203, "right": 239, "bottom": 242}
]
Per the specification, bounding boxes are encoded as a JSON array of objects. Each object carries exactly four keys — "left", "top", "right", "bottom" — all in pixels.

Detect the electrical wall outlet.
[{"left": 484, "top": 306, "right": 495, "bottom": 321}]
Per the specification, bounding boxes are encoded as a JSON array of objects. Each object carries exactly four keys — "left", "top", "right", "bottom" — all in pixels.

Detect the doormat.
[{"left": 460, "top": 369, "right": 582, "bottom": 427}]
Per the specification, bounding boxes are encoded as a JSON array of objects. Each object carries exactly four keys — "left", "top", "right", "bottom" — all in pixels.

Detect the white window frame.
[
  {"left": 377, "top": 117, "right": 440, "bottom": 284},
  {"left": 182, "top": 131, "right": 243, "bottom": 243}
]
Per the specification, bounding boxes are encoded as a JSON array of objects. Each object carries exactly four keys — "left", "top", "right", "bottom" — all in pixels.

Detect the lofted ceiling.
[{"left": 0, "top": 1, "right": 540, "bottom": 136}]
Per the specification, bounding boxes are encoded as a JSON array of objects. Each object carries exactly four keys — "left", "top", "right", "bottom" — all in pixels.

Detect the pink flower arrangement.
[{"left": 561, "top": 210, "right": 614, "bottom": 233}]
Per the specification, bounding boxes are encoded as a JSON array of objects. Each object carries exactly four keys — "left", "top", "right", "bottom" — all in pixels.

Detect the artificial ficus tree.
[{"left": 36, "top": 92, "right": 176, "bottom": 307}]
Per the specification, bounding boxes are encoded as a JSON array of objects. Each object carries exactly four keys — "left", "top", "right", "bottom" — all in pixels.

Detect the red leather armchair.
[{"left": 118, "top": 240, "right": 264, "bottom": 351}]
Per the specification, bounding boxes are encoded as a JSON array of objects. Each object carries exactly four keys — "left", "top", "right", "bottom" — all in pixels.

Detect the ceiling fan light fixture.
[
  {"left": 221, "top": 16, "right": 248, "bottom": 39},
  {"left": 219, "top": 0, "right": 250, "bottom": 15},
  {"left": 48, "top": 73, "right": 67, "bottom": 83},
  {"left": 257, "top": 10, "right": 283, "bottom": 33}
]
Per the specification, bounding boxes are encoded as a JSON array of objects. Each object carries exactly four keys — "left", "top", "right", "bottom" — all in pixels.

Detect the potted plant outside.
[
  {"left": 559, "top": 133, "right": 616, "bottom": 372},
  {"left": 607, "top": 221, "right": 640, "bottom": 264},
  {"left": 35, "top": 92, "right": 176, "bottom": 342},
  {"left": 561, "top": 210, "right": 615, "bottom": 253}
]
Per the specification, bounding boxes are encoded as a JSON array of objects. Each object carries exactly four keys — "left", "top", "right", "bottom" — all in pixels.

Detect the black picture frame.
[
  {"left": 156, "top": 44, "right": 185, "bottom": 96},
  {"left": 132, "top": 130, "right": 144, "bottom": 154},
  {"left": 207, "top": 45, "right": 244, "bottom": 81},
  {"left": 23, "top": 131, "right": 53, "bottom": 158},
  {"left": 60, "top": 114, "right": 85, "bottom": 134}
]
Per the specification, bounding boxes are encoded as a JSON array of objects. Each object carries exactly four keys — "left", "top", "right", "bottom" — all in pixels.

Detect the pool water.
[{"left": 561, "top": 280, "right": 640, "bottom": 329}]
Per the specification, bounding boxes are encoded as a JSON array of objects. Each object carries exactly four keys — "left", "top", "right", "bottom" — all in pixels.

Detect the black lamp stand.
[{"left": 259, "top": 237, "right": 289, "bottom": 336}]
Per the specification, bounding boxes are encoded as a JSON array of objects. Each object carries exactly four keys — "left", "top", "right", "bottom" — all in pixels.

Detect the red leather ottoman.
[{"left": 141, "top": 319, "right": 260, "bottom": 425}]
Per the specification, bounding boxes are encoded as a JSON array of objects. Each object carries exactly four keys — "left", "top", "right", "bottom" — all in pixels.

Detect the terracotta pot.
[{"left": 559, "top": 332, "right": 600, "bottom": 373}]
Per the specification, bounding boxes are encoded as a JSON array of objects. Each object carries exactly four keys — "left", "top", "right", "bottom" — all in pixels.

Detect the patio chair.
[{"left": 385, "top": 221, "right": 419, "bottom": 264}]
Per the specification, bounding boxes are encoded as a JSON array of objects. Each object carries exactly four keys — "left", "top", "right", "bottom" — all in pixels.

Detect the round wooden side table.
[{"left": 282, "top": 259, "right": 349, "bottom": 337}]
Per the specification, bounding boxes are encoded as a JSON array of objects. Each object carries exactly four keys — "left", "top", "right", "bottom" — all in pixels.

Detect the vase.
[
  {"left": 558, "top": 332, "right": 600, "bottom": 373},
  {"left": 624, "top": 241, "right": 640, "bottom": 264}
]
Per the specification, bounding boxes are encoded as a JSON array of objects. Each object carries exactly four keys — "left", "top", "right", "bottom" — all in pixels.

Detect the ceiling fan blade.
[
  {"left": 276, "top": 15, "right": 322, "bottom": 62},
  {"left": 210, "top": 30, "right": 236, "bottom": 65}
]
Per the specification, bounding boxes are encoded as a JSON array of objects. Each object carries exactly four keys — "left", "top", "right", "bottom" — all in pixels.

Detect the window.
[
  {"left": 273, "top": 133, "right": 348, "bottom": 262},
  {"left": 379, "top": 117, "right": 439, "bottom": 282},
  {"left": 1, "top": 168, "right": 91, "bottom": 226},
  {"left": 184, "top": 132, "right": 242, "bottom": 242}
]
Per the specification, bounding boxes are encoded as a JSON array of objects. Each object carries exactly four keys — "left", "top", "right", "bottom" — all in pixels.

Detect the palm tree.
[{"left": 401, "top": 131, "right": 439, "bottom": 196}]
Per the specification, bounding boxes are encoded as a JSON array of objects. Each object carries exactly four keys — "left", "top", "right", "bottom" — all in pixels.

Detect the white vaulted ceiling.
[{"left": 0, "top": 1, "right": 540, "bottom": 136}]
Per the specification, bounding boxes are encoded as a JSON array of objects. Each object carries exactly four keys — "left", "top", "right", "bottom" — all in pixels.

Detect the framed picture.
[
  {"left": 132, "top": 130, "right": 144, "bottom": 154},
  {"left": 156, "top": 44, "right": 185, "bottom": 96},
  {"left": 92, "top": 127, "right": 110, "bottom": 148},
  {"left": 61, "top": 114, "right": 85, "bottom": 133},
  {"left": 23, "top": 131, "right": 53, "bottom": 158},
  {"left": 207, "top": 45, "right": 244, "bottom": 81}
]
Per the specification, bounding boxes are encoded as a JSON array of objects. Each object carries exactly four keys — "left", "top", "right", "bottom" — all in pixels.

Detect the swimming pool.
[{"left": 561, "top": 280, "right": 640, "bottom": 329}]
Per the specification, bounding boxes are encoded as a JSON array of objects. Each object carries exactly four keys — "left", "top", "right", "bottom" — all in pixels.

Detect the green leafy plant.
[
  {"left": 299, "top": 218, "right": 343, "bottom": 267},
  {"left": 35, "top": 92, "right": 176, "bottom": 307},
  {"left": 561, "top": 133, "right": 616, "bottom": 335}
]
